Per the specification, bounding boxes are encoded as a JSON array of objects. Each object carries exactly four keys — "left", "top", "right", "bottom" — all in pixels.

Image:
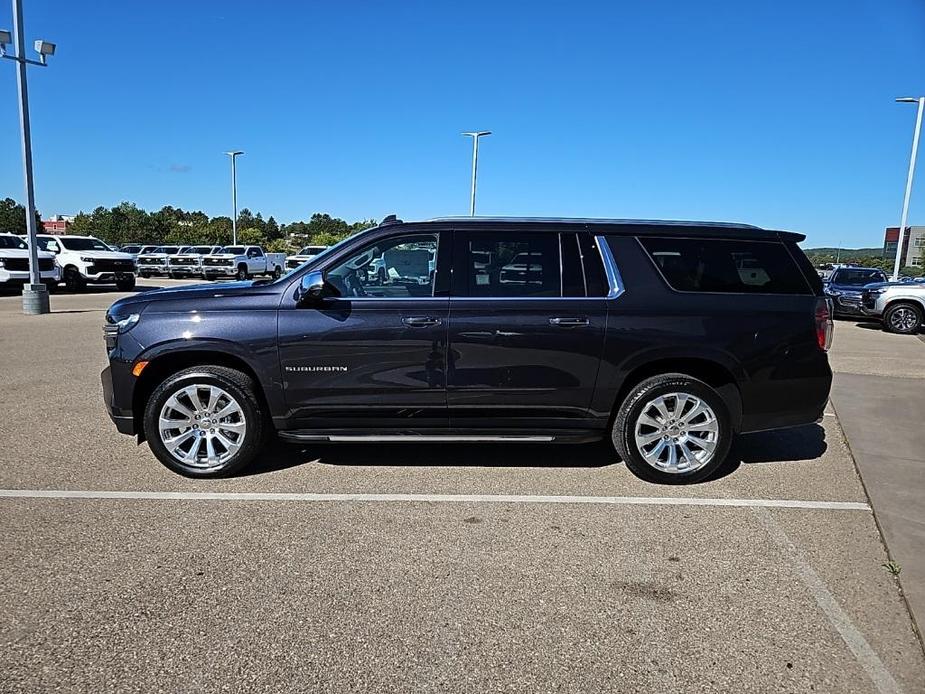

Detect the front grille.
[
  {"left": 93, "top": 259, "right": 136, "bottom": 272},
  {"left": 137, "top": 257, "right": 162, "bottom": 266},
  {"left": 287, "top": 259, "right": 303, "bottom": 268},
  {"left": 3, "top": 258, "right": 55, "bottom": 272},
  {"left": 203, "top": 258, "right": 232, "bottom": 266},
  {"left": 836, "top": 295, "right": 860, "bottom": 307},
  {"left": 169, "top": 257, "right": 199, "bottom": 266}
]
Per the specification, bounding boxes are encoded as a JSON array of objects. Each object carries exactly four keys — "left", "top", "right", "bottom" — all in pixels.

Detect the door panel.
[
  {"left": 447, "top": 298, "right": 606, "bottom": 426},
  {"left": 277, "top": 231, "right": 449, "bottom": 428},
  {"left": 278, "top": 298, "right": 448, "bottom": 427},
  {"left": 446, "top": 230, "right": 607, "bottom": 429}
]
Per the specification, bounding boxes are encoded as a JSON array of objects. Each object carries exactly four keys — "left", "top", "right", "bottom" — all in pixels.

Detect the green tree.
[
  {"left": 237, "top": 227, "right": 266, "bottom": 246},
  {"left": 0, "top": 198, "right": 42, "bottom": 234}
]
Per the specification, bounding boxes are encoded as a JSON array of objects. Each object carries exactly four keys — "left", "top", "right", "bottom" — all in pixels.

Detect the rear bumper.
[{"left": 738, "top": 352, "right": 833, "bottom": 434}]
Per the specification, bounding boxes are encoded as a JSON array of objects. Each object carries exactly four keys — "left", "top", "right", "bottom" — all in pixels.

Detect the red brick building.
[{"left": 42, "top": 215, "right": 74, "bottom": 232}]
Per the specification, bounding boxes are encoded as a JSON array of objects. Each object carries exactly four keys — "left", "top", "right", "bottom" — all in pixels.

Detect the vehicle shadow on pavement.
[{"left": 245, "top": 423, "right": 828, "bottom": 484}]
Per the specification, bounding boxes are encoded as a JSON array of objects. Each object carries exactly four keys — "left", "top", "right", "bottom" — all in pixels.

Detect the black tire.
[
  {"left": 883, "top": 302, "right": 923, "bottom": 335},
  {"left": 115, "top": 275, "right": 136, "bottom": 292},
  {"left": 63, "top": 266, "right": 86, "bottom": 292},
  {"left": 272, "top": 266, "right": 282, "bottom": 279},
  {"left": 611, "top": 373, "right": 732, "bottom": 485},
  {"left": 237, "top": 265, "right": 249, "bottom": 281},
  {"left": 144, "top": 365, "right": 266, "bottom": 478}
]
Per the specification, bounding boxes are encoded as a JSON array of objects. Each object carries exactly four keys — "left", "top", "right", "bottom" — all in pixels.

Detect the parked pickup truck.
[
  {"left": 201, "top": 246, "right": 286, "bottom": 280},
  {"left": 101, "top": 215, "right": 833, "bottom": 484},
  {"left": 137, "top": 246, "right": 189, "bottom": 278},
  {"left": 167, "top": 245, "right": 223, "bottom": 279},
  {"left": 286, "top": 245, "right": 329, "bottom": 271},
  {"left": 861, "top": 281, "right": 925, "bottom": 334},
  {"left": 36, "top": 234, "right": 136, "bottom": 292},
  {"left": 0, "top": 233, "right": 60, "bottom": 290}
]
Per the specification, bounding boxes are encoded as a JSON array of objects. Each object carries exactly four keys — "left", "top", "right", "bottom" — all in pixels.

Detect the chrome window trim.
[{"left": 594, "top": 235, "right": 624, "bottom": 300}]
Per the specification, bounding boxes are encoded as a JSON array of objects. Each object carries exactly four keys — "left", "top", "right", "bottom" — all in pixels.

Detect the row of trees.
[
  {"left": 0, "top": 198, "right": 377, "bottom": 254},
  {"left": 66, "top": 203, "right": 378, "bottom": 253},
  {"left": 804, "top": 250, "right": 920, "bottom": 278}
]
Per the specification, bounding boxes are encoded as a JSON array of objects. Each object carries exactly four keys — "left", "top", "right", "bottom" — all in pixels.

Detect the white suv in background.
[
  {"left": 36, "top": 234, "right": 137, "bottom": 292},
  {"left": 0, "top": 233, "right": 60, "bottom": 290}
]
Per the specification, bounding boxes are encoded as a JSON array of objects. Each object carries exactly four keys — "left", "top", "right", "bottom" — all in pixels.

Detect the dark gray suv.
[{"left": 102, "top": 216, "right": 833, "bottom": 484}]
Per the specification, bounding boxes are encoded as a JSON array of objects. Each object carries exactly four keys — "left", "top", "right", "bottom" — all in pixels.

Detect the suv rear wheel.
[
  {"left": 883, "top": 302, "right": 923, "bottom": 334},
  {"left": 612, "top": 374, "right": 732, "bottom": 484},
  {"left": 143, "top": 366, "right": 266, "bottom": 478}
]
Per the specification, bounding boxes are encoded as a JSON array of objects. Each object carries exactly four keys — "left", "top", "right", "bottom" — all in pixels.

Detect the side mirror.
[{"left": 298, "top": 270, "right": 325, "bottom": 304}]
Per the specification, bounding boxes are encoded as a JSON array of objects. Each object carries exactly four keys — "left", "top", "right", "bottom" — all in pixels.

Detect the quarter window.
[{"left": 639, "top": 237, "right": 811, "bottom": 295}]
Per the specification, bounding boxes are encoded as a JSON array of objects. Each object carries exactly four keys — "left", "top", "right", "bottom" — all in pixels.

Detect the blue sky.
[{"left": 1, "top": 0, "right": 924, "bottom": 247}]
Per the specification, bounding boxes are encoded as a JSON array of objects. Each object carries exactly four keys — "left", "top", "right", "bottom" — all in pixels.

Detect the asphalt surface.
[
  {"left": 0, "top": 281, "right": 923, "bottom": 693},
  {"left": 828, "top": 319, "right": 925, "bottom": 640}
]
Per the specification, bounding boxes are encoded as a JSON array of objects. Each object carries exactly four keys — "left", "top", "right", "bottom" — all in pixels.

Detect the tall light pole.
[
  {"left": 224, "top": 151, "right": 244, "bottom": 245},
  {"left": 462, "top": 131, "right": 490, "bottom": 216},
  {"left": 1, "top": 0, "right": 56, "bottom": 315},
  {"left": 891, "top": 97, "right": 924, "bottom": 281}
]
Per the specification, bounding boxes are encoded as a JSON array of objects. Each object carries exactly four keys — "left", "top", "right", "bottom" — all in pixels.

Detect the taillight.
[{"left": 815, "top": 297, "right": 833, "bottom": 351}]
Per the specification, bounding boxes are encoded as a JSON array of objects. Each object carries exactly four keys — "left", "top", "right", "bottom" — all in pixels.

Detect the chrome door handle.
[
  {"left": 549, "top": 317, "right": 590, "bottom": 327},
  {"left": 402, "top": 316, "right": 442, "bottom": 327}
]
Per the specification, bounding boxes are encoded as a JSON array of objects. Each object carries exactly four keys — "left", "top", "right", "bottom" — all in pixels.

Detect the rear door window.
[
  {"left": 639, "top": 237, "right": 812, "bottom": 295},
  {"left": 460, "top": 232, "right": 560, "bottom": 298}
]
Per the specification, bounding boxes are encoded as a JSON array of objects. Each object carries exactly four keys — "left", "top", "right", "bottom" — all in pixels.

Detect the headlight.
[
  {"left": 80, "top": 256, "right": 95, "bottom": 263},
  {"left": 824, "top": 288, "right": 841, "bottom": 297},
  {"left": 0, "top": 259, "right": 6, "bottom": 268},
  {"left": 105, "top": 313, "right": 140, "bottom": 334},
  {"left": 867, "top": 288, "right": 886, "bottom": 295}
]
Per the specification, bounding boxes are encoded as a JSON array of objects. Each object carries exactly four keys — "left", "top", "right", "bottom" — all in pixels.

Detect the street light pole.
[
  {"left": 224, "top": 151, "right": 244, "bottom": 245},
  {"left": 462, "top": 131, "right": 490, "bottom": 216},
  {"left": 1, "top": 0, "right": 56, "bottom": 315},
  {"left": 892, "top": 97, "right": 925, "bottom": 281}
]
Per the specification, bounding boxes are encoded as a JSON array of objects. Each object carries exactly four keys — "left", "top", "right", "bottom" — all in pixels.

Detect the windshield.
[
  {"left": 222, "top": 246, "right": 245, "bottom": 255},
  {"left": 60, "top": 237, "right": 111, "bottom": 252},
  {"left": 833, "top": 269, "right": 886, "bottom": 286},
  {"left": 299, "top": 246, "right": 327, "bottom": 255},
  {"left": 188, "top": 246, "right": 214, "bottom": 254},
  {"left": 155, "top": 246, "right": 180, "bottom": 254},
  {"left": 0, "top": 235, "right": 27, "bottom": 250},
  {"left": 121, "top": 245, "right": 141, "bottom": 254}
]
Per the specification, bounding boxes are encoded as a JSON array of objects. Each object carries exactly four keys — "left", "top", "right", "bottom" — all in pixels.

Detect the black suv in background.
[
  {"left": 101, "top": 217, "right": 833, "bottom": 484},
  {"left": 824, "top": 266, "right": 888, "bottom": 317}
]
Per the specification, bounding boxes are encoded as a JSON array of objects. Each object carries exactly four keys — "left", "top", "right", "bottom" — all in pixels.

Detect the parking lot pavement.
[
  {"left": 828, "top": 320, "right": 925, "bottom": 645},
  {"left": 0, "top": 287, "right": 923, "bottom": 692}
]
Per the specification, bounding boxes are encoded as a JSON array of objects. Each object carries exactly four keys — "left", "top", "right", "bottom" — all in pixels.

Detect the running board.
[{"left": 278, "top": 433, "right": 556, "bottom": 443}]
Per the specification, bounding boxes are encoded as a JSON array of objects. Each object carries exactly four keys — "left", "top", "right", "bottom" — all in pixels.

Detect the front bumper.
[
  {"left": 203, "top": 266, "right": 236, "bottom": 276},
  {"left": 101, "top": 365, "right": 136, "bottom": 435},
  {"left": 168, "top": 265, "right": 201, "bottom": 275},
  {"left": 0, "top": 268, "right": 60, "bottom": 283},
  {"left": 137, "top": 264, "right": 168, "bottom": 275}
]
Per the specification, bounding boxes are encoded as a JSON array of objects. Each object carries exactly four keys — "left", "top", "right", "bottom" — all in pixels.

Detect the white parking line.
[
  {"left": 0, "top": 489, "right": 871, "bottom": 511},
  {"left": 755, "top": 508, "right": 901, "bottom": 694}
]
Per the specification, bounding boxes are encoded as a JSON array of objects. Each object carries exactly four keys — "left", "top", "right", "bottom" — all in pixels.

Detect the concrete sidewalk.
[{"left": 829, "top": 322, "right": 925, "bottom": 643}]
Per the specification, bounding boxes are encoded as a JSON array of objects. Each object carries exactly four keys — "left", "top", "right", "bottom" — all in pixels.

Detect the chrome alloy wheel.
[
  {"left": 633, "top": 392, "right": 719, "bottom": 474},
  {"left": 889, "top": 307, "right": 919, "bottom": 333},
  {"left": 158, "top": 384, "right": 247, "bottom": 469}
]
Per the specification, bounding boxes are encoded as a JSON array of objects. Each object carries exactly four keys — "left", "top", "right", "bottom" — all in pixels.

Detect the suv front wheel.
[
  {"left": 143, "top": 365, "right": 266, "bottom": 478},
  {"left": 612, "top": 374, "right": 732, "bottom": 484},
  {"left": 883, "top": 302, "right": 923, "bottom": 334}
]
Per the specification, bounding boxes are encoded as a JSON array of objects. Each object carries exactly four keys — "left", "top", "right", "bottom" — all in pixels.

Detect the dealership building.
[{"left": 883, "top": 226, "right": 925, "bottom": 268}]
